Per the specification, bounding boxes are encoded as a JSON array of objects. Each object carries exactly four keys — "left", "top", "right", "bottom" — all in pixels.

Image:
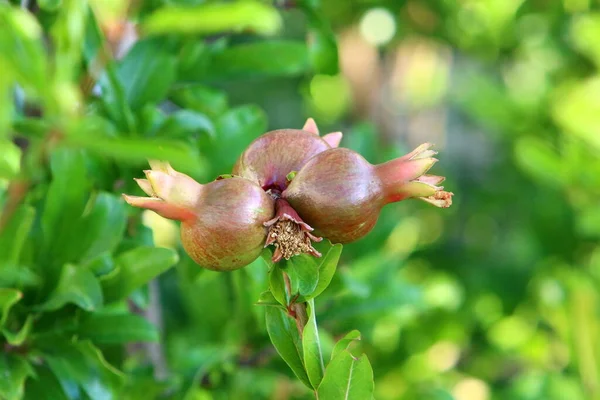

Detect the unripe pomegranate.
[
  {"left": 123, "top": 161, "right": 274, "bottom": 271},
  {"left": 282, "top": 144, "right": 453, "bottom": 243},
  {"left": 233, "top": 118, "right": 342, "bottom": 190}
]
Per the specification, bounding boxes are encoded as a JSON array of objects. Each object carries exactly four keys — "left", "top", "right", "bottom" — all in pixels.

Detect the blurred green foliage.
[{"left": 1, "top": 0, "right": 600, "bottom": 399}]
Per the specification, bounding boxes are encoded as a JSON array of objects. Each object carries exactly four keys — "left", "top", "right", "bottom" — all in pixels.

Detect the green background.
[{"left": 1, "top": 0, "right": 600, "bottom": 399}]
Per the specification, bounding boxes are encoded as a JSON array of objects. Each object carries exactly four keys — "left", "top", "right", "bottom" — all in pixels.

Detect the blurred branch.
[
  {"left": 146, "top": 279, "right": 169, "bottom": 380},
  {"left": 0, "top": 180, "right": 30, "bottom": 232}
]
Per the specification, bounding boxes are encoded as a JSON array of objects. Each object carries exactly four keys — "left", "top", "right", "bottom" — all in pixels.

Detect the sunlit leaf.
[
  {"left": 142, "top": 1, "right": 281, "bottom": 36},
  {"left": 0, "top": 139, "right": 21, "bottom": 179}
]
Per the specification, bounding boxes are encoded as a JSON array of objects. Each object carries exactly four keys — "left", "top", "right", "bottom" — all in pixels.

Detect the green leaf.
[
  {"left": 183, "top": 41, "right": 309, "bottom": 82},
  {"left": 24, "top": 366, "right": 69, "bottom": 400},
  {"left": 114, "top": 38, "right": 177, "bottom": 110},
  {"left": 0, "top": 288, "right": 22, "bottom": 327},
  {"left": 300, "top": 4, "right": 339, "bottom": 75},
  {"left": 65, "top": 129, "right": 204, "bottom": 172},
  {"left": 38, "top": 264, "right": 103, "bottom": 311},
  {"left": 307, "top": 243, "right": 342, "bottom": 300},
  {"left": 43, "top": 340, "right": 124, "bottom": 400},
  {"left": 0, "top": 205, "right": 35, "bottom": 264},
  {"left": 317, "top": 350, "right": 374, "bottom": 400},
  {"left": 0, "top": 6, "right": 48, "bottom": 96},
  {"left": 154, "top": 109, "right": 216, "bottom": 139},
  {"left": 50, "top": 0, "right": 87, "bottom": 87},
  {"left": 0, "top": 264, "right": 41, "bottom": 289},
  {"left": 287, "top": 255, "right": 319, "bottom": 297},
  {"left": 102, "top": 246, "right": 178, "bottom": 303},
  {"left": 0, "top": 354, "right": 34, "bottom": 400},
  {"left": 85, "top": 252, "right": 116, "bottom": 277},
  {"left": 331, "top": 330, "right": 361, "bottom": 361},
  {"left": 38, "top": 0, "right": 62, "bottom": 11},
  {"left": 256, "top": 290, "right": 286, "bottom": 308},
  {"left": 100, "top": 63, "right": 137, "bottom": 132},
  {"left": 78, "top": 313, "right": 159, "bottom": 344},
  {"left": 265, "top": 307, "right": 311, "bottom": 387},
  {"left": 206, "top": 104, "right": 267, "bottom": 168},
  {"left": 3, "top": 315, "right": 33, "bottom": 346},
  {"left": 571, "top": 14, "right": 600, "bottom": 68},
  {"left": 269, "top": 264, "right": 287, "bottom": 306},
  {"left": 0, "top": 139, "right": 21, "bottom": 179},
  {"left": 41, "top": 148, "right": 89, "bottom": 268},
  {"left": 142, "top": 1, "right": 282, "bottom": 36},
  {"left": 514, "top": 136, "right": 563, "bottom": 188},
  {"left": 171, "top": 85, "right": 228, "bottom": 118},
  {"left": 302, "top": 299, "right": 324, "bottom": 388},
  {"left": 77, "top": 193, "right": 127, "bottom": 262}
]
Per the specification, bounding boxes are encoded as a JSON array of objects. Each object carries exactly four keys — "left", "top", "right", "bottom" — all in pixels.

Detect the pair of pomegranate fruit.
[{"left": 123, "top": 119, "right": 453, "bottom": 271}]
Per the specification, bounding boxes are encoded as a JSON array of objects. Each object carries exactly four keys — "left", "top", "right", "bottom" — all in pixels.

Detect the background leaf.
[
  {"left": 102, "top": 246, "right": 178, "bottom": 303},
  {"left": 38, "top": 264, "right": 103, "bottom": 311},
  {"left": 142, "top": 1, "right": 282, "bottom": 36},
  {"left": 181, "top": 41, "right": 309, "bottom": 82},
  {"left": 0, "top": 354, "right": 34, "bottom": 400},
  {"left": 78, "top": 313, "right": 159, "bottom": 344},
  {"left": 0, "top": 288, "right": 22, "bottom": 327}
]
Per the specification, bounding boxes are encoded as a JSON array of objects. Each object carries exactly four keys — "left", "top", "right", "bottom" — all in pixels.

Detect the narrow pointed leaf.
[
  {"left": 265, "top": 307, "right": 311, "bottom": 387},
  {"left": 0, "top": 288, "right": 22, "bottom": 327},
  {"left": 0, "top": 354, "right": 34, "bottom": 400},
  {"left": 38, "top": 264, "right": 103, "bottom": 311},
  {"left": 302, "top": 299, "right": 325, "bottom": 388},
  {"left": 78, "top": 313, "right": 159, "bottom": 344},
  {"left": 102, "top": 246, "right": 178, "bottom": 303}
]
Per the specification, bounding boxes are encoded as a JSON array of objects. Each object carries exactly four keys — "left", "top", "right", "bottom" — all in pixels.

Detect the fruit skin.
[
  {"left": 282, "top": 145, "right": 451, "bottom": 244},
  {"left": 123, "top": 162, "right": 274, "bottom": 271},
  {"left": 233, "top": 129, "right": 332, "bottom": 190},
  {"left": 179, "top": 178, "right": 274, "bottom": 271}
]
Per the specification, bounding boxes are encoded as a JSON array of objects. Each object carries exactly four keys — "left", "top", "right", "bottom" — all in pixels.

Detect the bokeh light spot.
[
  {"left": 452, "top": 378, "right": 490, "bottom": 400},
  {"left": 142, "top": 210, "right": 179, "bottom": 249},
  {"left": 308, "top": 74, "right": 351, "bottom": 122},
  {"left": 488, "top": 316, "right": 535, "bottom": 351},
  {"left": 427, "top": 341, "right": 460, "bottom": 372},
  {"left": 359, "top": 8, "right": 396, "bottom": 46}
]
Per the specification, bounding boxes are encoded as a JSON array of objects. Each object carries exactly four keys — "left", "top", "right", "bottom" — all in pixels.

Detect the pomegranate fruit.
[
  {"left": 282, "top": 144, "right": 453, "bottom": 243},
  {"left": 233, "top": 118, "right": 342, "bottom": 190},
  {"left": 123, "top": 161, "right": 274, "bottom": 271},
  {"left": 124, "top": 119, "right": 453, "bottom": 270}
]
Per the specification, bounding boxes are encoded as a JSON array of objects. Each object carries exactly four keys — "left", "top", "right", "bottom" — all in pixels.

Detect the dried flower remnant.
[{"left": 264, "top": 197, "right": 322, "bottom": 262}]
